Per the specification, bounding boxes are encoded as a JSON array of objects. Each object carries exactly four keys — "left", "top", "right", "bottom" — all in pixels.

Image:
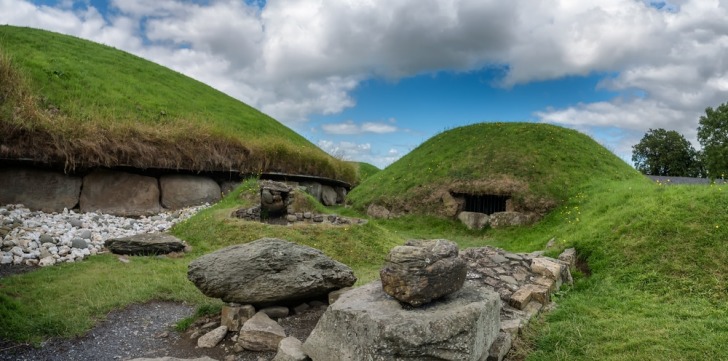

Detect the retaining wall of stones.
[{"left": 0, "top": 167, "right": 346, "bottom": 216}]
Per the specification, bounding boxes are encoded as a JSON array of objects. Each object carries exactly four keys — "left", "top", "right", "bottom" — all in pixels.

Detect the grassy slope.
[
  {"left": 0, "top": 26, "right": 354, "bottom": 182},
  {"left": 348, "top": 122, "right": 641, "bottom": 213},
  {"left": 495, "top": 179, "right": 728, "bottom": 360},
  {"left": 354, "top": 162, "right": 381, "bottom": 182}
]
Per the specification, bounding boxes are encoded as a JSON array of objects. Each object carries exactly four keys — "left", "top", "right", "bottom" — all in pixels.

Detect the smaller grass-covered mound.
[
  {"left": 354, "top": 162, "right": 381, "bottom": 183},
  {"left": 0, "top": 26, "right": 355, "bottom": 183},
  {"left": 348, "top": 122, "right": 641, "bottom": 217}
]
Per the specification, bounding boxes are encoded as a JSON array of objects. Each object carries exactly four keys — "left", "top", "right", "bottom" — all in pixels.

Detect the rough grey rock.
[
  {"left": 487, "top": 332, "right": 512, "bottom": 361},
  {"left": 273, "top": 336, "right": 309, "bottom": 361},
  {"left": 71, "top": 238, "right": 88, "bottom": 249},
  {"left": 80, "top": 170, "right": 161, "bottom": 216},
  {"left": 558, "top": 247, "right": 577, "bottom": 268},
  {"left": 0, "top": 167, "right": 82, "bottom": 212},
  {"left": 159, "top": 175, "right": 221, "bottom": 209},
  {"left": 380, "top": 239, "right": 466, "bottom": 307},
  {"left": 239, "top": 312, "right": 287, "bottom": 351},
  {"left": 327, "top": 287, "right": 352, "bottom": 305},
  {"left": 335, "top": 187, "right": 347, "bottom": 204},
  {"left": 457, "top": 211, "right": 490, "bottom": 230},
  {"left": 302, "top": 281, "right": 500, "bottom": 361},
  {"left": 321, "top": 185, "right": 338, "bottom": 206},
  {"left": 129, "top": 358, "right": 218, "bottom": 361},
  {"left": 366, "top": 204, "right": 391, "bottom": 219},
  {"left": 221, "top": 304, "right": 256, "bottom": 332},
  {"left": 260, "top": 306, "right": 289, "bottom": 319},
  {"left": 300, "top": 182, "right": 323, "bottom": 202},
  {"left": 197, "top": 325, "right": 228, "bottom": 348},
  {"left": 105, "top": 233, "right": 186, "bottom": 255},
  {"left": 187, "top": 238, "right": 357, "bottom": 305}
]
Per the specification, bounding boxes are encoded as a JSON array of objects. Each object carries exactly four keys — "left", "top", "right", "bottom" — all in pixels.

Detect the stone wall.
[
  {"left": 0, "top": 166, "right": 349, "bottom": 216},
  {"left": 0, "top": 167, "right": 222, "bottom": 216}
]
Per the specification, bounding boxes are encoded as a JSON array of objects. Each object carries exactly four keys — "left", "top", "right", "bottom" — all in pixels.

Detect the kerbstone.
[{"left": 0, "top": 167, "right": 81, "bottom": 212}]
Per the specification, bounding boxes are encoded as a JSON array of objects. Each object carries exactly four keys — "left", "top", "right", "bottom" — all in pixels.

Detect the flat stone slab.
[
  {"left": 303, "top": 280, "right": 501, "bottom": 361},
  {"left": 104, "top": 233, "right": 186, "bottom": 255}
]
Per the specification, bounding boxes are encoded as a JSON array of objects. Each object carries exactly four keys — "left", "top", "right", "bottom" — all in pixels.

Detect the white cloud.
[
  {"left": 2, "top": 0, "right": 728, "bottom": 159},
  {"left": 318, "top": 140, "right": 401, "bottom": 168},
  {"left": 322, "top": 120, "right": 399, "bottom": 135}
]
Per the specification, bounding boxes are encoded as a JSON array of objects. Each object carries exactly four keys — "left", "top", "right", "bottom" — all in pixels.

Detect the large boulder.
[
  {"left": 300, "top": 182, "right": 323, "bottom": 202},
  {"left": 302, "top": 281, "right": 501, "bottom": 361},
  {"left": 187, "top": 238, "right": 356, "bottom": 305},
  {"left": 104, "top": 233, "right": 186, "bottom": 255},
  {"left": 0, "top": 167, "right": 81, "bottom": 212},
  {"left": 321, "top": 185, "right": 338, "bottom": 206},
  {"left": 159, "top": 175, "right": 221, "bottom": 209},
  {"left": 80, "top": 170, "right": 161, "bottom": 216},
  {"left": 380, "top": 239, "right": 466, "bottom": 307}
]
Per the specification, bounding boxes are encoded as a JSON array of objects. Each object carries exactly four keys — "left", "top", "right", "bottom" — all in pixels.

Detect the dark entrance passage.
[{"left": 462, "top": 194, "right": 508, "bottom": 215}]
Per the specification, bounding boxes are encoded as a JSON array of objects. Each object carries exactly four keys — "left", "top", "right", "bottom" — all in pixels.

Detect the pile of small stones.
[{"left": 0, "top": 203, "right": 208, "bottom": 267}]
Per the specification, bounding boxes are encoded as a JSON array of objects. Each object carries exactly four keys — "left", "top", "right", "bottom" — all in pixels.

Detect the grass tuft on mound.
[
  {"left": 0, "top": 26, "right": 355, "bottom": 183},
  {"left": 348, "top": 122, "right": 642, "bottom": 216}
]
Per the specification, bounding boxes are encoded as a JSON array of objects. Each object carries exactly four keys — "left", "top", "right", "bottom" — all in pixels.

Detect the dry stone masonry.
[
  {"left": 182, "top": 237, "right": 575, "bottom": 361},
  {"left": 232, "top": 180, "right": 365, "bottom": 226}
]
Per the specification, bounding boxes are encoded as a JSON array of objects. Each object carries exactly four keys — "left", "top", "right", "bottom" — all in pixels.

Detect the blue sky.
[{"left": 3, "top": 0, "right": 728, "bottom": 168}]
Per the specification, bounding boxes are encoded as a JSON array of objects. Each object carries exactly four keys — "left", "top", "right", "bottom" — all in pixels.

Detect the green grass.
[
  {"left": 0, "top": 25, "right": 355, "bottom": 182},
  {"left": 352, "top": 162, "right": 381, "bottom": 183},
  {"left": 1, "top": 177, "right": 728, "bottom": 359},
  {"left": 348, "top": 122, "right": 642, "bottom": 215},
  {"left": 492, "top": 179, "right": 728, "bottom": 360}
]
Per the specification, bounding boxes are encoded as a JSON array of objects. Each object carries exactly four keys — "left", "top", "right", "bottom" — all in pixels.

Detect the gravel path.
[
  {"left": 0, "top": 299, "right": 326, "bottom": 361},
  {"left": 0, "top": 301, "right": 198, "bottom": 361}
]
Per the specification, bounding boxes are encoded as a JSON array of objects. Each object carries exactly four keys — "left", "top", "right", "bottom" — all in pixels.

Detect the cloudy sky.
[{"left": 3, "top": 0, "right": 728, "bottom": 168}]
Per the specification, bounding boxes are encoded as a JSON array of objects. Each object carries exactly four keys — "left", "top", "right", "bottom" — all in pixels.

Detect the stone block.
[
  {"left": 160, "top": 175, "right": 221, "bottom": 209},
  {"left": 0, "top": 167, "right": 81, "bottom": 212},
  {"left": 303, "top": 281, "right": 500, "bottom": 361},
  {"left": 239, "top": 312, "right": 286, "bottom": 352},
  {"left": 80, "top": 170, "right": 161, "bottom": 216},
  {"left": 531, "top": 257, "right": 563, "bottom": 280}
]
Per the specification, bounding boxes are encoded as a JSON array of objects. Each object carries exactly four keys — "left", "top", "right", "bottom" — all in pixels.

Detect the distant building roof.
[{"left": 647, "top": 175, "right": 728, "bottom": 185}]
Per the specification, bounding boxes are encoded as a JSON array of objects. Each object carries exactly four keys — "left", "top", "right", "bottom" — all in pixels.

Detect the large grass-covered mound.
[
  {"left": 348, "top": 122, "right": 641, "bottom": 216},
  {"left": 0, "top": 26, "right": 355, "bottom": 183}
]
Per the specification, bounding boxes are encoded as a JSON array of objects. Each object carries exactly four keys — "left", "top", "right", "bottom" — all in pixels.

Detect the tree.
[
  {"left": 632, "top": 128, "right": 702, "bottom": 177},
  {"left": 698, "top": 102, "right": 728, "bottom": 179}
]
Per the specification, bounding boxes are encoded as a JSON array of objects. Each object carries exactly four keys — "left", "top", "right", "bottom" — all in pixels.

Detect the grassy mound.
[
  {"left": 353, "top": 162, "right": 381, "bottom": 183},
  {"left": 348, "top": 122, "right": 641, "bottom": 216},
  {"left": 0, "top": 26, "right": 355, "bottom": 183}
]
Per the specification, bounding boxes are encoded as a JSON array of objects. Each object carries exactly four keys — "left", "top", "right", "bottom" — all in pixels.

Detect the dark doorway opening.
[{"left": 462, "top": 194, "right": 508, "bottom": 215}]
